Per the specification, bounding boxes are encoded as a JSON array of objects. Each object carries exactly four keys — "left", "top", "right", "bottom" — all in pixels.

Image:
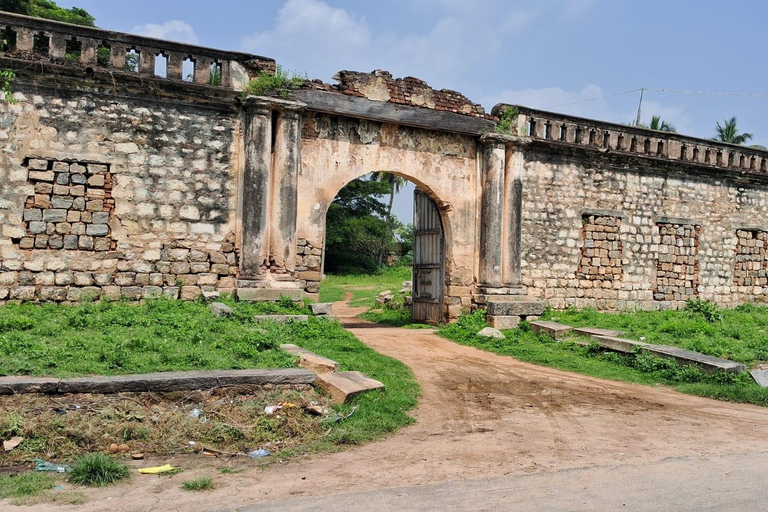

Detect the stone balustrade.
[
  {"left": 495, "top": 105, "right": 768, "bottom": 178},
  {"left": 0, "top": 11, "right": 274, "bottom": 90}
]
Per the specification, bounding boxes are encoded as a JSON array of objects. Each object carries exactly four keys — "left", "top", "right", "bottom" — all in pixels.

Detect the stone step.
[
  {"left": 253, "top": 315, "right": 309, "bottom": 323},
  {"left": 486, "top": 300, "right": 546, "bottom": 317},
  {"left": 280, "top": 344, "right": 340, "bottom": 374},
  {"left": 316, "top": 371, "right": 385, "bottom": 403},
  {"left": 529, "top": 321, "right": 573, "bottom": 339},
  {"left": 573, "top": 327, "right": 624, "bottom": 338}
]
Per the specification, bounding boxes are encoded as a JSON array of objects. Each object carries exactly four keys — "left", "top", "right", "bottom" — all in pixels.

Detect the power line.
[{"left": 543, "top": 87, "right": 768, "bottom": 110}]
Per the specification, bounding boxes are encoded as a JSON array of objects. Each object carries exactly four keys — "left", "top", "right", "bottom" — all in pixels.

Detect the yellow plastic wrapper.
[{"left": 138, "top": 464, "right": 175, "bottom": 474}]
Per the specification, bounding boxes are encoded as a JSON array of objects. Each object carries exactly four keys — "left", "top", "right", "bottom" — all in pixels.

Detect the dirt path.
[{"left": 25, "top": 301, "right": 768, "bottom": 511}]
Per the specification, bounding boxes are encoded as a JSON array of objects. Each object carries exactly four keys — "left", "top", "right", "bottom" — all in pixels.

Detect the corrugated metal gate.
[{"left": 412, "top": 188, "right": 445, "bottom": 324}]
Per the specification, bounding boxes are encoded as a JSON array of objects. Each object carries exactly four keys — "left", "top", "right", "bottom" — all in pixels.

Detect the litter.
[
  {"left": 265, "top": 401, "right": 298, "bottom": 415},
  {"left": 3, "top": 436, "right": 23, "bottom": 452},
  {"left": 248, "top": 449, "right": 271, "bottom": 458},
  {"left": 322, "top": 406, "right": 358, "bottom": 424},
  {"left": 138, "top": 464, "right": 175, "bottom": 474},
  {"left": 35, "top": 459, "right": 71, "bottom": 473}
]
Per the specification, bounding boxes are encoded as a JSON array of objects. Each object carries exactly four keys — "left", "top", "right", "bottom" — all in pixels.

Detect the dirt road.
[{"left": 25, "top": 301, "right": 768, "bottom": 511}]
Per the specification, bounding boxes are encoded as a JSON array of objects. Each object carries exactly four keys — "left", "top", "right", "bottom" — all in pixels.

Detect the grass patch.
[
  {"left": 0, "top": 472, "right": 56, "bottom": 500},
  {"left": 320, "top": 266, "right": 411, "bottom": 308},
  {"left": 68, "top": 453, "right": 130, "bottom": 487},
  {"left": 0, "top": 296, "right": 307, "bottom": 377},
  {"left": 181, "top": 477, "right": 214, "bottom": 491},
  {"left": 439, "top": 310, "right": 768, "bottom": 407},
  {"left": 543, "top": 302, "right": 768, "bottom": 367}
]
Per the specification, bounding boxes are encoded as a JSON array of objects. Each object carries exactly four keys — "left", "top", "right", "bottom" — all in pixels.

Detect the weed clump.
[
  {"left": 243, "top": 65, "right": 306, "bottom": 99},
  {"left": 68, "top": 453, "right": 130, "bottom": 487},
  {"left": 181, "top": 477, "right": 214, "bottom": 491}
]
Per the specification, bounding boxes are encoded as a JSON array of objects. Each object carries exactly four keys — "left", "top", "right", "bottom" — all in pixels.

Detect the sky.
[{"left": 55, "top": 0, "right": 768, "bottom": 222}]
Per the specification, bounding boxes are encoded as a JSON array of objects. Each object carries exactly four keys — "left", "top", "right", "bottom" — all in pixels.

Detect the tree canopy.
[
  {"left": 0, "top": 0, "right": 95, "bottom": 26},
  {"left": 713, "top": 117, "right": 753, "bottom": 145},
  {"left": 639, "top": 115, "right": 676, "bottom": 133}
]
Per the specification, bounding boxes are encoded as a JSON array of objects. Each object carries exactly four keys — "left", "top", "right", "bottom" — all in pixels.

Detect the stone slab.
[
  {"left": 573, "top": 327, "right": 624, "bottom": 338},
  {"left": 486, "top": 300, "right": 546, "bottom": 317},
  {"left": 0, "top": 376, "right": 60, "bottom": 395},
  {"left": 1, "top": 369, "right": 315, "bottom": 395},
  {"left": 750, "top": 370, "right": 768, "bottom": 388},
  {"left": 237, "top": 288, "right": 304, "bottom": 301},
  {"left": 592, "top": 336, "right": 648, "bottom": 354},
  {"left": 253, "top": 315, "right": 309, "bottom": 323},
  {"left": 530, "top": 321, "right": 573, "bottom": 339},
  {"left": 642, "top": 345, "right": 746, "bottom": 374},
  {"left": 316, "top": 371, "right": 385, "bottom": 404},
  {"left": 488, "top": 315, "right": 521, "bottom": 330},
  {"left": 280, "top": 344, "right": 340, "bottom": 374},
  {"left": 309, "top": 303, "right": 333, "bottom": 316}
]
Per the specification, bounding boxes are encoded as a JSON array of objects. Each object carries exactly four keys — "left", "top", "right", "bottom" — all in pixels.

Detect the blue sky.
[{"left": 55, "top": 0, "right": 768, "bottom": 221}]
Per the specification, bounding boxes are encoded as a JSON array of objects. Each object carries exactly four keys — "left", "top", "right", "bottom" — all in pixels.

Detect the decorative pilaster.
[
  {"left": 503, "top": 145, "right": 524, "bottom": 287},
  {"left": 479, "top": 134, "right": 506, "bottom": 290}
]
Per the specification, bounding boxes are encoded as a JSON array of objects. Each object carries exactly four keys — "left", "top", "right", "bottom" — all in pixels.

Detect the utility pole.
[{"left": 635, "top": 88, "right": 645, "bottom": 127}]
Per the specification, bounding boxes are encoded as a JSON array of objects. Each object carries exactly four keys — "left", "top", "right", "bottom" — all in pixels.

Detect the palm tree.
[
  {"left": 713, "top": 117, "right": 753, "bottom": 145},
  {"left": 375, "top": 172, "right": 408, "bottom": 267},
  {"left": 638, "top": 116, "right": 676, "bottom": 132}
]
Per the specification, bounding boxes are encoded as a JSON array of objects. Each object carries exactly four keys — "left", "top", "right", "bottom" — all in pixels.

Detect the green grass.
[
  {"left": 543, "top": 302, "right": 768, "bottom": 366},
  {"left": 68, "top": 453, "right": 130, "bottom": 487},
  {"left": 320, "top": 266, "right": 411, "bottom": 308},
  {"left": 0, "top": 472, "right": 56, "bottom": 500},
  {"left": 439, "top": 310, "right": 768, "bottom": 407},
  {"left": 181, "top": 477, "right": 214, "bottom": 491},
  {"left": 273, "top": 317, "right": 420, "bottom": 449},
  {"left": 0, "top": 296, "right": 307, "bottom": 377}
]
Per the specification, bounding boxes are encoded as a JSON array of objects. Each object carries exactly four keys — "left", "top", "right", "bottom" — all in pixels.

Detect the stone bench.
[
  {"left": 280, "top": 344, "right": 340, "bottom": 374},
  {"left": 529, "top": 321, "right": 572, "bottom": 339},
  {"left": 253, "top": 315, "right": 309, "bottom": 323}
]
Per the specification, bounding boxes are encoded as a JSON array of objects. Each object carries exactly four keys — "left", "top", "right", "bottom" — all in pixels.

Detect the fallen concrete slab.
[
  {"left": 750, "top": 370, "right": 768, "bottom": 387},
  {"left": 592, "top": 335, "right": 648, "bottom": 353},
  {"left": 530, "top": 321, "right": 573, "bottom": 339},
  {"left": 573, "top": 327, "right": 624, "bottom": 338},
  {"left": 316, "top": 371, "right": 385, "bottom": 403},
  {"left": 0, "top": 369, "right": 316, "bottom": 395},
  {"left": 253, "top": 315, "right": 309, "bottom": 323},
  {"left": 280, "top": 344, "right": 340, "bottom": 374}
]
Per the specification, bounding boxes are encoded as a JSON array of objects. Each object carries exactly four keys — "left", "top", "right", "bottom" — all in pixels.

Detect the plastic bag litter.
[
  {"left": 138, "top": 464, "right": 175, "bottom": 474},
  {"left": 35, "top": 458, "right": 71, "bottom": 473},
  {"left": 248, "top": 449, "right": 271, "bottom": 458}
]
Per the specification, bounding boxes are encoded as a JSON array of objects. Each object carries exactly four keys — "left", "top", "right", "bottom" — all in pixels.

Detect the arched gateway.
[{"left": 3, "top": 13, "right": 768, "bottom": 323}]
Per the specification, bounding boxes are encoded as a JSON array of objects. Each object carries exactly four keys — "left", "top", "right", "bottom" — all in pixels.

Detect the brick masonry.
[
  {"left": 578, "top": 215, "right": 623, "bottom": 282},
  {"left": 654, "top": 223, "right": 700, "bottom": 302}
]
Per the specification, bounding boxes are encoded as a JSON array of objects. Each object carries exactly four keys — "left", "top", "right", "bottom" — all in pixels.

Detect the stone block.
[
  {"left": 92, "top": 212, "right": 110, "bottom": 224},
  {"left": 573, "top": 327, "right": 624, "bottom": 338},
  {"left": 28, "top": 159, "right": 50, "bottom": 171},
  {"left": 488, "top": 315, "right": 521, "bottom": 330},
  {"left": 143, "top": 286, "right": 163, "bottom": 298},
  {"left": 750, "top": 370, "right": 768, "bottom": 388},
  {"left": 163, "top": 286, "right": 180, "bottom": 299},
  {"left": 10, "top": 286, "right": 36, "bottom": 300},
  {"left": 121, "top": 286, "right": 143, "bottom": 299},
  {"left": 641, "top": 344, "right": 746, "bottom": 374},
  {"left": 34, "top": 194, "right": 51, "bottom": 208},
  {"left": 486, "top": 299, "right": 546, "bottom": 316},
  {"left": 70, "top": 173, "right": 86, "bottom": 185},
  {"left": 253, "top": 315, "right": 309, "bottom": 323},
  {"left": 530, "top": 321, "right": 573, "bottom": 339},
  {"left": 477, "top": 327, "right": 504, "bottom": 339},
  {"left": 19, "top": 237, "right": 35, "bottom": 249},
  {"left": 315, "top": 371, "right": 384, "bottom": 403},
  {"left": 43, "top": 209, "right": 67, "bottom": 222},
  {"left": 29, "top": 170, "right": 54, "bottom": 181},
  {"left": 87, "top": 174, "right": 105, "bottom": 187},
  {"left": 181, "top": 285, "right": 202, "bottom": 300},
  {"left": 0, "top": 376, "right": 59, "bottom": 395},
  {"left": 23, "top": 209, "right": 42, "bottom": 221},
  {"left": 86, "top": 224, "right": 109, "bottom": 236},
  {"left": 309, "top": 303, "right": 333, "bottom": 315},
  {"left": 211, "top": 263, "right": 230, "bottom": 275},
  {"left": 210, "top": 302, "right": 233, "bottom": 317},
  {"left": 237, "top": 288, "right": 304, "bottom": 301},
  {"left": 280, "top": 344, "right": 340, "bottom": 374},
  {"left": 28, "top": 221, "right": 46, "bottom": 234}
]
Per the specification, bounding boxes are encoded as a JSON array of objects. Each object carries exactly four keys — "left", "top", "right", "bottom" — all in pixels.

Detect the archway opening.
[{"left": 317, "top": 172, "right": 446, "bottom": 324}]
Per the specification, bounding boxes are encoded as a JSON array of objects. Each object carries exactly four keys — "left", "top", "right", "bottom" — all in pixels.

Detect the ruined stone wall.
[
  {"left": 0, "top": 84, "right": 240, "bottom": 302},
  {"left": 297, "top": 111, "right": 481, "bottom": 319},
  {"left": 519, "top": 150, "right": 768, "bottom": 310}
]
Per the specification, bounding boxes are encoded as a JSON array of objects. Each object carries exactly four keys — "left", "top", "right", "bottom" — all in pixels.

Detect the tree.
[
  {"left": 324, "top": 175, "right": 392, "bottom": 274},
  {"left": 713, "top": 117, "right": 753, "bottom": 145},
  {"left": 375, "top": 172, "right": 408, "bottom": 266},
  {"left": 0, "top": 0, "right": 95, "bottom": 27},
  {"left": 638, "top": 115, "right": 676, "bottom": 132}
]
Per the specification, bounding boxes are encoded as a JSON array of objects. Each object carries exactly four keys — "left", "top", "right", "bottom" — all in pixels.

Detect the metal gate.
[{"left": 412, "top": 188, "right": 445, "bottom": 324}]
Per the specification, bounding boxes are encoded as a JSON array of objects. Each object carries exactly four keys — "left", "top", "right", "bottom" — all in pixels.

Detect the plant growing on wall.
[
  {"left": 1, "top": 68, "right": 15, "bottom": 103},
  {"left": 242, "top": 65, "right": 306, "bottom": 99},
  {"left": 0, "top": 0, "right": 95, "bottom": 27},
  {"left": 493, "top": 106, "right": 519, "bottom": 135}
]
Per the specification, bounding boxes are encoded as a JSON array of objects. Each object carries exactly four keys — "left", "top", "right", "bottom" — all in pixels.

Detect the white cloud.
[{"left": 132, "top": 21, "right": 199, "bottom": 45}]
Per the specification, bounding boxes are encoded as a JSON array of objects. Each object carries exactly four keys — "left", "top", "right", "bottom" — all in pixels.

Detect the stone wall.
[
  {"left": 519, "top": 146, "right": 768, "bottom": 310},
  {"left": 0, "top": 82, "right": 241, "bottom": 303}
]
